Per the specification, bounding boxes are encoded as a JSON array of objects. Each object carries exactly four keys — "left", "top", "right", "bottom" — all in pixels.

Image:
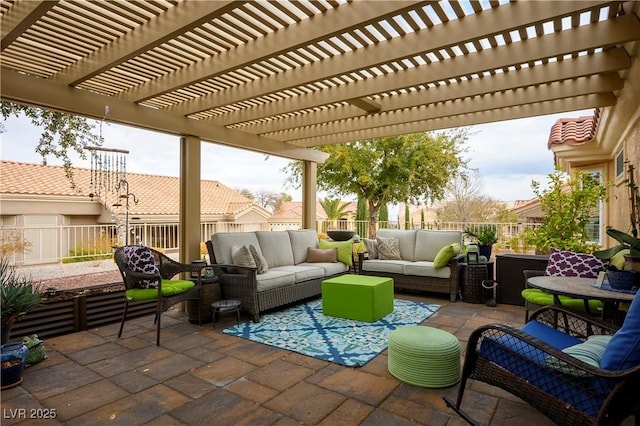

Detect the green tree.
[
  {"left": 356, "top": 196, "right": 368, "bottom": 238},
  {"left": 420, "top": 209, "right": 425, "bottom": 229},
  {"left": 284, "top": 131, "right": 466, "bottom": 236},
  {"left": 524, "top": 168, "right": 608, "bottom": 254},
  {"left": 1, "top": 102, "right": 100, "bottom": 187}
]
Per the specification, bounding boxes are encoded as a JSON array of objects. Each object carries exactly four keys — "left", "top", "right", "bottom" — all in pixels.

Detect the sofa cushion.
[
  {"left": 256, "top": 231, "right": 295, "bottom": 268},
  {"left": 299, "top": 261, "right": 349, "bottom": 276},
  {"left": 272, "top": 265, "right": 325, "bottom": 282},
  {"left": 249, "top": 244, "right": 269, "bottom": 274},
  {"left": 211, "top": 232, "right": 260, "bottom": 264},
  {"left": 307, "top": 247, "right": 337, "bottom": 263},
  {"left": 377, "top": 237, "right": 401, "bottom": 260},
  {"left": 361, "top": 259, "right": 409, "bottom": 274},
  {"left": 403, "top": 262, "right": 451, "bottom": 278},
  {"left": 319, "top": 239, "right": 353, "bottom": 266},
  {"left": 256, "top": 270, "right": 296, "bottom": 292},
  {"left": 414, "top": 230, "right": 462, "bottom": 262},
  {"left": 601, "top": 292, "right": 640, "bottom": 370},
  {"left": 231, "top": 245, "right": 256, "bottom": 268},
  {"left": 544, "top": 247, "right": 606, "bottom": 278},
  {"left": 288, "top": 229, "right": 319, "bottom": 264},
  {"left": 377, "top": 229, "right": 416, "bottom": 261}
]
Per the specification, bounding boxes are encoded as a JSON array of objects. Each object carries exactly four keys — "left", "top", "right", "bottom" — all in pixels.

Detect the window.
[
  {"left": 616, "top": 150, "right": 625, "bottom": 180},
  {"left": 584, "top": 170, "right": 604, "bottom": 245}
]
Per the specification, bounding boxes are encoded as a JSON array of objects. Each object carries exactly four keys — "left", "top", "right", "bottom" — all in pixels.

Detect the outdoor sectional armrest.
[
  {"left": 357, "top": 251, "right": 367, "bottom": 274},
  {"left": 210, "top": 263, "right": 260, "bottom": 322},
  {"left": 212, "top": 263, "right": 258, "bottom": 275}
]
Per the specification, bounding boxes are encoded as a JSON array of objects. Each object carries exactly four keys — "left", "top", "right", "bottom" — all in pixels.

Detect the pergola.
[{"left": 2, "top": 0, "right": 639, "bottom": 262}]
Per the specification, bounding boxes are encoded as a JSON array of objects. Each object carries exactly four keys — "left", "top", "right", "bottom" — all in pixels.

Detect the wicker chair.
[
  {"left": 444, "top": 305, "right": 640, "bottom": 426},
  {"left": 114, "top": 246, "right": 203, "bottom": 346}
]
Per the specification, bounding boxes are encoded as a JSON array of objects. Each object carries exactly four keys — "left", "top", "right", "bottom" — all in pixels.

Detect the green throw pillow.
[
  {"left": 433, "top": 243, "right": 461, "bottom": 269},
  {"left": 319, "top": 239, "right": 353, "bottom": 266},
  {"left": 544, "top": 335, "right": 612, "bottom": 376}
]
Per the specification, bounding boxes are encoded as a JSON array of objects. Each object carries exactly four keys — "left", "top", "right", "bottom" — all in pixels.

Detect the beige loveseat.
[
  {"left": 358, "top": 229, "right": 463, "bottom": 302},
  {"left": 207, "top": 229, "right": 350, "bottom": 322}
]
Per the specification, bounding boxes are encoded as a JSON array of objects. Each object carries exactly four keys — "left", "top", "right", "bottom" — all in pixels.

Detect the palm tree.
[{"left": 320, "top": 198, "right": 351, "bottom": 230}]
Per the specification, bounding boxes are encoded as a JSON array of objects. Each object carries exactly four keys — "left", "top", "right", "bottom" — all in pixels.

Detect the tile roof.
[
  {"left": 0, "top": 161, "right": 264, "bottom": 217},
  {"left": 272, "top": 201, "right": 358, "bottom": 220},
  {"left": 547, "top": 109, "right": 599, "bottom": 148},
  {"left": 272, "top": 201, "right": 327, "bottom": 220}
]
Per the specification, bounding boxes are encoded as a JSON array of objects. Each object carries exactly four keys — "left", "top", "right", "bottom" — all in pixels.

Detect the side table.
[
  {"left": 211, "top": 299, "right": 241, "bottom": 328},
  {"left": 186, "top": 276, "right": 220, "bottom": 324},
  {"left": 461, "top": 262, "right": 493, "bottom": 304}
]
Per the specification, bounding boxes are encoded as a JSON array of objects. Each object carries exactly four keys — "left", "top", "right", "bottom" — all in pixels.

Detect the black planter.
[
  {"left": 479, "top": 245, "right": 492, "bottom": 260},
  {"left": 1, "top": 342, "right": 28, "bottom": 390},
  {"left": 327, "top": 230, "right": 356, "bottom": 241},
  {"left": 607, "top": 269, "right": 639, "bottom": 290},
  {"left": 1, "top": 358, "right": 24, "bottom": 389}
]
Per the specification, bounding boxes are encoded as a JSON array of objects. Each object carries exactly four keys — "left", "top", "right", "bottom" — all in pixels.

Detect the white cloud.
[{"left": 1, "top": 109, "right": 595, "bottom": 203}]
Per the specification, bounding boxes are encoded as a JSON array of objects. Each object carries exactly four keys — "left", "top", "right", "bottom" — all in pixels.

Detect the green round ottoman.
[{"left": 388, "top": 325, "right": 461, "bottom": 388}]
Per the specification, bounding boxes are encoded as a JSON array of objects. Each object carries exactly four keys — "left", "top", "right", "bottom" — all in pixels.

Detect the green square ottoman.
[{"left": 322, "top": 274, "right": 394, "bottom": 322}]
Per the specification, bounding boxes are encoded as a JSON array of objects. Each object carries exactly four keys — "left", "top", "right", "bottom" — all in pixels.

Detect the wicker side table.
[
  {"left": 186, "top": 277, "right": 220, "bottom": 323},
  {"left": 462, "top": 264, "right": 488, "bottom": 303}
]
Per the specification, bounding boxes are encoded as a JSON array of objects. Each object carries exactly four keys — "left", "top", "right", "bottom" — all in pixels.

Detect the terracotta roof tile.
[
  {"left": 272, "top": 201, "right": 358, "bottom": 220},
  {"left": 1, "top": 161, "right": 262, "bottom": 216},
  {"left": 547, "top": 109, "right": 600, "bottom": 148}
]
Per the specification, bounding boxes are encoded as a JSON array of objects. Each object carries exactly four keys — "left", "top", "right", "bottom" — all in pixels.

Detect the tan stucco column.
[
  {"left": 179, "top": 136, "right": 201, "bottom": 265},
  {"left": 302, "top": 160, "right": 317, "bottom": 230}
]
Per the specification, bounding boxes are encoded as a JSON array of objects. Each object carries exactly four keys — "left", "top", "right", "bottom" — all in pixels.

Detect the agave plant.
[
  {"left": 594, "top": 228, "right": 640, "bottom": 260},
  {"left": 0, "top": 257, "right": 42, "bottom": 326}
]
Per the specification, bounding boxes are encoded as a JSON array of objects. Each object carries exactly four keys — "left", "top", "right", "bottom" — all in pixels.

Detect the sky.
[{"left": 0, "top": 108, "right": 594, "bottom": 206}]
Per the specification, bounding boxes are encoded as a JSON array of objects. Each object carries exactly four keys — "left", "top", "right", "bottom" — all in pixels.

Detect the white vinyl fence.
[{"left": 1, "top": 220, "right": 540, "bottom": 265}]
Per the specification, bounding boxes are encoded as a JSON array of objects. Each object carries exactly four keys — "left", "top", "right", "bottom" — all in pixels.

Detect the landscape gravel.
[{"left": 15, "top": 259, "right": 121, "bottom": 291}]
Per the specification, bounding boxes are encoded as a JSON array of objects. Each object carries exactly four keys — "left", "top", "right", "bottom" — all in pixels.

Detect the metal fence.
[{"left": 1, "top": 220, "right": 541, "bottom": 265}]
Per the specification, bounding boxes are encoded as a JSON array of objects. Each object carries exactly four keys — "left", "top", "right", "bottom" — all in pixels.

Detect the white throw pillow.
[{"left": 231, "top": 245, "right": 256, "bottom": 268}]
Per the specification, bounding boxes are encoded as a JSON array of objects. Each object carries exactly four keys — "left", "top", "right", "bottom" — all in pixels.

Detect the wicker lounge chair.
[
  {"left": 444, "top": 302, "right": 640, "bottom": 425},
  {"left": 114, "top": 246, "right": 203, "bottom": 345}
]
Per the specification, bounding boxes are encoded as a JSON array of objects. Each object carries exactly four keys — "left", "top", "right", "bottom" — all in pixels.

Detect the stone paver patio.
[{"left": 1, "top": 293, "right": 555, "bottom": 425}]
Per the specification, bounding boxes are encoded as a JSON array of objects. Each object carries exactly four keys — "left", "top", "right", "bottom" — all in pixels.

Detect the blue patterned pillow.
[{"left": 124, "top": 246, "right": 160, "bottom": 288}]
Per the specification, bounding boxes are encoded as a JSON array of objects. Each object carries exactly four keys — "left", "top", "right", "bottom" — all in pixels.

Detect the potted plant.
[
  {"left": 522, "top": 169, "right": 607, "bottom": 255},
  {"left": 464, "top": 224, "right": 498, "bottom": 259},
  {"left": 1, "top": 257, "right": 42, "bottom": 345}
]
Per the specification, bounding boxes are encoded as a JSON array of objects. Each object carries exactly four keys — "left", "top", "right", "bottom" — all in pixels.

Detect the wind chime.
[
  {"left": 87, "top": 107, "right": 137, "bottom": 245},
  {"left": 87, "top": 146, "right": 129, "bottom": 208}
]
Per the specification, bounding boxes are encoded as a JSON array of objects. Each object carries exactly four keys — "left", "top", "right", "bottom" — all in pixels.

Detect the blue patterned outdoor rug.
[{"left": 222, "top": 299, "right": 440, "bottom": 367}]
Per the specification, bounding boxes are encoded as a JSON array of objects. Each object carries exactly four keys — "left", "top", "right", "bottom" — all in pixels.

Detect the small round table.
[{"left": 211, "top": 299, "right": 241, "bottom": 328}]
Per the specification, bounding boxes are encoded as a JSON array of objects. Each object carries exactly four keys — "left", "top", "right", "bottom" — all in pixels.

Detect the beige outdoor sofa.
[
  {"left": 207, "top": 229, "right": 350, "bottom": 322},
  {"left": 358, "top": 229, "right": 463, "bottom": 302}
]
